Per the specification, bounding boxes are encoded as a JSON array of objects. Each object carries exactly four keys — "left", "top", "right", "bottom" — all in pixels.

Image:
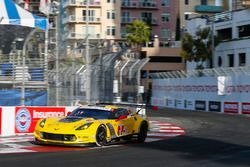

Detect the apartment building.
[
  {"left": 61, "top": 0, "right": 121, "bottom": 53},
  {"left": 121, "top": 0, "right": 179, "bottom": 45}
]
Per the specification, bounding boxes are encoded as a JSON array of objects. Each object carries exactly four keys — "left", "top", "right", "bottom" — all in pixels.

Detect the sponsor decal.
[
  {"left": 117, "top": 125, "right": 127, "bottom": 136},
  {"left": 0, "top": 108, "right": 2, "bottom": 135},
  {"left": 195, "top": 100, "right": 206, "bottom": 111},
  {"left": 242, "top": 102, "right": 250, "bottom": 114},
  {"left": 15, "top": 107, "right": 66, "bottom": 133},
  {"left": 209, "top": 101, "right": 221, "bottom": 112},
  {"left": 15, "top": 108, "right": 31, "bottom": 133},
  {"left": 224, "top": 102, "right": 238, "bottom": 114}
]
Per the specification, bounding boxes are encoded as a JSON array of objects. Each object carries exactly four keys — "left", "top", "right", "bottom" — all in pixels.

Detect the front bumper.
[{"left": 34, "top": 130, "right": 96, "bottom": 146}]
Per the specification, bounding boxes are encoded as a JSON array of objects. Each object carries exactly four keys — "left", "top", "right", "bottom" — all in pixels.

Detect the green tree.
[
  {"left": 126, "top": 20, "right": 151, "bottom": 48},
  {"left": 181, "top": 27, "right": 220, "bottom": 70}
]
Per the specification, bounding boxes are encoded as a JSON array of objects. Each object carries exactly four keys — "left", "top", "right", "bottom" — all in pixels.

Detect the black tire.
[
  {"left": 95, "top": 125, "right": 107, "bottom": 147},
  {"left": 137, "top": 122, "right": 148, "bottom": 142}
]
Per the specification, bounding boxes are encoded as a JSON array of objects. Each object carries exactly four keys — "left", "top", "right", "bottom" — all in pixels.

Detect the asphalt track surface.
[{"left": 0, "top": 108, "right": 250, "bottom": 167}]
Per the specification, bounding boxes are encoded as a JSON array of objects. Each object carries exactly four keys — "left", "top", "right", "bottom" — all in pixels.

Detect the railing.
[
  {"left": 63, "top": 15, "right": 101, "bottom": 24},
  {"left": 121, "top": 17, "right": 157, "bottom": 24},
  {"left": 62, "top": 0, "right": 101, "bottom": 8},
  {"left": 66, "top": 32, "right": 99, "bottom": 39},
  {"left": 121, "top": 1, "right": 157, "bottom": 8}
]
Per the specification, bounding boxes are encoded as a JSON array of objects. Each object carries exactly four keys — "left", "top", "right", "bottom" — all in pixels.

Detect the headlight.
[
  {"left": 76, "top": 122, "right": 93, "bottom": 130},
  {"left": 39, "top": 119, "right": 46, "bottom": 128}
]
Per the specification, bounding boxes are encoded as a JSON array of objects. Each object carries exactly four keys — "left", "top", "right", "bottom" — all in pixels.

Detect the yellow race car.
[{"left": 34, "top": 105, "right": 149, "bottom": 146}]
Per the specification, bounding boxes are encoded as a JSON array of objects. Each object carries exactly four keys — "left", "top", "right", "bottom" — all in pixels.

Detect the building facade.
[
  {"left": 186, "top": 1, "right": 250, "bottom": 70},
  {"left": 61, "top": 0, "right": 121, "bottom": 54},
  {"left": 121, "top": 0, "right": 179, "bottom": 44}
]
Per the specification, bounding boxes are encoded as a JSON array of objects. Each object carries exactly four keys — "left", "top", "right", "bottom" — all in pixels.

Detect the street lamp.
[{"left": 85, "top": 0, "right": 91, "bottom": 104}]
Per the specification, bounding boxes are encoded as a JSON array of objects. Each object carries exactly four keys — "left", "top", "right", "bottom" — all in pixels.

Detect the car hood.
[{"left": 43, "top": 117, "right": 96, "bottom": 132}]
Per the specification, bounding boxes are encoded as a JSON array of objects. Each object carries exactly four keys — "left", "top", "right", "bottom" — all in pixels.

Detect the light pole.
[{"left": 85, "top": 0, "right": 91, "bottom": 104}]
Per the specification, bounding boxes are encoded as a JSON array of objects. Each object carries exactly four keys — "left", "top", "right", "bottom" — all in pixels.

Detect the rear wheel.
[
  {"left": 95, "top": 125, "right": 107, "bottom": 147},
  {"left": 137, "top": 122, "right": 148, "bottom": 142}
]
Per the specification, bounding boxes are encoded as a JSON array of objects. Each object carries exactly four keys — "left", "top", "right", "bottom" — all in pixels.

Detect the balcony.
[
  {"left": 65, "top": 32, "right": 99, "bottom": 40},
  {"left": 121, "top": 1, "right": 157, "bottom": 9},
  {"left": 195, "top": 5, "right": 223, "bottom": 13},
  {"left": 242, "top": 0, "right": 250, "bottom": 7},
  {"left": 63, "top": 15, "right": 101, "bottom": 24},
  {"left": 121, "top": 17, "right": 157, "bottom": 25},
  {"left": 62, "top": 0, "right": 101, "bottom": 8}
]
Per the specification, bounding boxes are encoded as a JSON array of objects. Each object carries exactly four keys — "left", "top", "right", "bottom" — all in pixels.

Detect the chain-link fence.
[{"left": 48, "top": 49, "right": 150, "bottom": 106}]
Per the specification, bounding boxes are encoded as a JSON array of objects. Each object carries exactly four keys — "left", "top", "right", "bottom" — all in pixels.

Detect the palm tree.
[
  {"left": 181, "top": 27, "right": 220, "bottom": 70},
  {"left": 126, "top": 20, "right": 151, "bottom": 49}
]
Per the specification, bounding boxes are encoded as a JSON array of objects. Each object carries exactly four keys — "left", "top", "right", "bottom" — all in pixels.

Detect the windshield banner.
[{"left": 15, "top": 107, "right": 66, "bottom": 133}]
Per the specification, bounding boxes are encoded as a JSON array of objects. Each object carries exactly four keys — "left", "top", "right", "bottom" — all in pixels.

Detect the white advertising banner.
[{"left": 152, "top": 75, "right": 250, "bottom": 114}]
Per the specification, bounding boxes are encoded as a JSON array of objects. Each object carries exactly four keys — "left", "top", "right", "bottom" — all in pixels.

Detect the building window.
[
  {"left": 107, "top": 10, "right": 116, "bottom": 19},
  {"left": 160, "top": 29, "right": 171, "bottom": 39},
  {"left": 227, "top": 54, "right": 234, "bottom": 67},
  {"left": 217, "top": 28, "right": 232, "bottom": 41},
  {"left": 238, "top": 24, "right": 250, "bottom": 38},
  {"left": 201, "top": 0, "right": 208, "bottom": 5},
  {"left": 218, "top": 56, "right": 222, "bottom": 67},
  {"left": 82, "top": 26, "right": 96, "bottom": 38},
  {"left": 185, "top": 14, "right": 189, "bottom": 20},
  {"left": 161, "top": 0, "right": 170, "bottom": 6},
  {"left": 107, "top": 0, "right": 116, "bottom": 3},
  {"left": 82, "top": 10, "right": 96, "bottom": 21},
  {"left": 185, "top": 0, "right": 189, "bottom": 5},
  {"left": 161, "top": 13, "right": 170, "bottom": 22},
  {"left": 239, "top": 53, "right": 246, "bottom": 66},
  {"left": 107, "top": 26, "right": 116, "bottom": 36}
]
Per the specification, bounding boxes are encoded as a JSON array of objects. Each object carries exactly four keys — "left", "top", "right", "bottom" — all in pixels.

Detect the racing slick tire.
[
  {"left": 137, "top": 122, "right": 148, "bottom": 143},
  {"left": 95, "top": 125, "right": 107, "bottom": 147}
]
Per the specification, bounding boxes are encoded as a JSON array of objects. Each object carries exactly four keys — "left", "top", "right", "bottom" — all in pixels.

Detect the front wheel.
[
  {"left": 95, "top": 125, "right": 107, "bottom": 147},
  {"left": 137, "top": 122, "right": 148, "bottom": 142}
]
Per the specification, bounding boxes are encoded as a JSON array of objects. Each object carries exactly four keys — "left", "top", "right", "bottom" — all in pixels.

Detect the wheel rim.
[{"left": 96, "top": 126, "right": 106, "bottom": 146}]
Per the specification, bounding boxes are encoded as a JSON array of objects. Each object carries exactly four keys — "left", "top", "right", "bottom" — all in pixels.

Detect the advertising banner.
[
  {"left": 242, "top": 103, "right": 250, "bottom": 114},
  {"left": 15, "top": 107, "right": 65, "bottom": 133},
  {"left": 184, "top": 100, "right": 195, "bottom": 110},
  {"left": 209, "top": 101, "right": 221, "bottom": 112},
  {"left": 167, "top": 99, "right": 175, "bottom": 108},
  {"left": 0, "top": 107, "right": 2, "bottom": 135},
  {"left": 175, "top": 99, "right": 184, "bottom": 109},
  {"left": 195, "top": 100, "right": 206, "bottom": 111},
  {"left": 224, "top": 102, "right": 239, "bottom": 114}
]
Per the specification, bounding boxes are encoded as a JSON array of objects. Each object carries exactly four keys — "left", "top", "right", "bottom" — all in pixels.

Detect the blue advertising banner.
[{"left": 0, "top": 90, "right": 47, "bottom": 106}]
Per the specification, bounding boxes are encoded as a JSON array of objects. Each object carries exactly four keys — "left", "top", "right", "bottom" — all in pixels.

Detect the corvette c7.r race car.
[{"left": 34, "top": 105, "right": 149, "bottom": 146}]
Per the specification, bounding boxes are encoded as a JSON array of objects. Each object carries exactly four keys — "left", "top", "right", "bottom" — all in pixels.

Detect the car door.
[{"left": 115, "top": 108, "right": 135, "bottom": 137}]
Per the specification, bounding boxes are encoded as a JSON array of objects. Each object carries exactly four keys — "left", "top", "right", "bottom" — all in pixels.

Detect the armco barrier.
[{"left": 0, "top": 106, "right": 78, "bottom": 137}]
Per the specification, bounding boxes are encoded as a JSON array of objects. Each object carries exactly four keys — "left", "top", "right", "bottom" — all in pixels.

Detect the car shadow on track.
[{"left": 132, "top": 135, "right": 250, "bottom": 166}]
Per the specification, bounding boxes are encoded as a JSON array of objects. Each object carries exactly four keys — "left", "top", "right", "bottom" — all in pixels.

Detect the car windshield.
[{"left": 68, "top": 108, "right": 113, "bottom": 120}]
